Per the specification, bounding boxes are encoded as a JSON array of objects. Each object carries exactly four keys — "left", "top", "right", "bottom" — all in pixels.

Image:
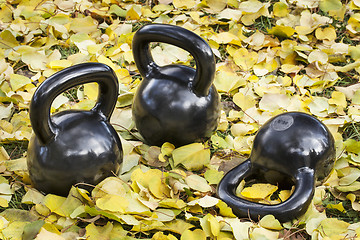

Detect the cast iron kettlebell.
[
  {"left": 217, "top": 112, "right": 335, "bottom": 222},
  {"left": 27, "top": 63, "right": 123, "bottom": 196},
  {"left": 132, "top": 24, "right": 220, "bottom": 146}
]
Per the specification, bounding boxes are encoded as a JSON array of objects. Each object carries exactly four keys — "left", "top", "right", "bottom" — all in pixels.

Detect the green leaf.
[
  {"left": 319, "top": 0, "right": 342, "bottom": 12},
  {"left": 22, "top": 220, "right": 45, "bottom": 240}
]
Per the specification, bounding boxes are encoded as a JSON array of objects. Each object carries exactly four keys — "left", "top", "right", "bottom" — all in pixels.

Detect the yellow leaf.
[
  {"left": 1, "top": 221, "right": 28, "bottom": 240},
  {"left": 328, "top": 91, "right": 347, "bottom": 108},
  {"left": 35, "top": 228, "right": 65, "bottom": 240},
  {"left": 318, "top": 218, "right": 350, "bottom": 237},
  {"left": 233, "top": 48, "right": 258, "bottom": 71},
  {"left": 206, "top": 214, "right": 221, "bottom": 237},
  {"left": 84, "top": 83, "right": 98, "bottom": 101},
  {"left": 268, "top": 25, "right": 295, "bottom": 38},
  {"left": 92, "top": 177, "right": 128, "bottom": 199},
  {"left": 233, "top": 92, "right": 256, "bottom": 111},
  {"left": 185, "top": 175, "right": 212, "bottom": 192},
  {"left": 115, "top": 68, "right": 132, "bottom": 84},
  {"left": 315, "top": 27, "right": 337, "bottom": 41},
  {"left": 346, "top": 193, "right": 360, "bottom": 211},
  {"left": 259, "top": 215, "right": 283, "bottom": 230},
  {"left": 204, "top": 169, "right": 224, "bottom": 185},
  {"left": 10, "top": 74, "right": 31, "bottom": 91},
  {"left": 173, "top": 0, "right": 196, "bottom": 9},
  {"left": 188, "top": 195, "right": 219, "bottom": 208},
  {"left": 210, "top": 32, "right": 241, "bottom": 45},
  {"left": 44, "top": 194, "right": 66, "bottom": 213},
  {"left": 21, "top": 188, "right": 44, "bottom": 205},
  {"left": 48, "top": 59, "right": 72, "bottom": 69},
  {"left": 240, "top": 183, "right": 278, "bottom": 200},
  {"left": 5, "top": 157, "right": 27, "bottom": 171},
  {"left": 69, "top": 16, "right": 98, "bottom": 34},
  {"left": 239, "top": 0, "right": 264, "bottom": 13},
  {"left": 216, "top": 200, "right": 236, "bottom": 217},
  {"left": 349, "top": 46, "right": 360, "bottom": 60},
  {"left": 326, "top": 202, "right": 346, "bottom": 213},
  {"left": 131, "top": 168, "right": 170, "bottom": 198},
  {"left": 308, "top": 50, "right": 328, "bottom": 64},
  {"left": 161, "top": 142, "right": 175, "bottom": 157},
  {"left": 213, "top": 70, "right": 245, "bottom": 93},
  {"left": 126, "top": 6, "right": 140, "bottom": 20},
  {"left": 153, "top": 232, "right": 177, "bottom": 240},
  {"left": 96, "top": 194, "right": 129, "bottom": 213},
  {"left": 205, "top": 0, "right": 226, "bottom": 12},
  {"left": 86, "top": 222, "right": 113, "bottom": 240},
  {"left": 334, "top": 61, "right": 360, "bottom": 72},
  {"left": 181, "top": 229, "right": 206, "bottom": 240},
  {"left": 278, "top": 189, "right": 292, "bottom": 202},
  {"left": 0, "top": 30, "right": 19, "bottom": 49},
  {"left": 273, "top": 2, "right": 288, "bottom": 17},
  {"left": 159, "top": 198, "right": 186, "bottom": 209},
  {"left": 319, "top": 0, "right": 342, "bottom": 12},
  {"left": 352, "top": 89, "right": 360, "bottom": 105},
  {"left": 0, "top": 197, "right": 8, "bottom": 207},
  {"left": 172, "top": 143, "right": 210, "bottom": 171}
]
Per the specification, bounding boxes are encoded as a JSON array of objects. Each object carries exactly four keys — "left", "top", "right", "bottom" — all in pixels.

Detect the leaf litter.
[{"left": 0, "top": 0, "right": 360, "bottom": 239}]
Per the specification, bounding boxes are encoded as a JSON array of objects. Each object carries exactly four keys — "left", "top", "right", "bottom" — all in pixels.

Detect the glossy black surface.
[
  {"left": 27, "top": 63, "right": 123, "bottom": 196},
  {"left": 132, "top": 24, "right": 220, "bottom": 146},
  {"left": 217, "top": 112, "right": 335, "bottom": 222}
]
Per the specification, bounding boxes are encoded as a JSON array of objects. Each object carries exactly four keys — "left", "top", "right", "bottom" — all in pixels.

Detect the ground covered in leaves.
[{"left": 0, "top": 0, "right": 360, "bottom": 239}]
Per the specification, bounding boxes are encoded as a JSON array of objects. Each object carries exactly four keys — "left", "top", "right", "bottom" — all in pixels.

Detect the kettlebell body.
[
  {"left": 27, "top": 63, "right": 123, "bottom": 196},
  {"left": 217, "top": 112, "right": 335, "bottom": 222},
  {"left": 132, "top": 24, "right": 220, "bottom": 146}
]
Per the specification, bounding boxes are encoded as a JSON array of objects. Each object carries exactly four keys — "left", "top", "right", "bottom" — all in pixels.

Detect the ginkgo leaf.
[
  {"left": 273, "top": 2, "right": 289, "bottom": 17},
  {"left": 259, "top": 215, "right": 283, "bottom": 230},
  {"left": 233, "top": 92, "right": 256, "bottom": 111},
  {"left": 187, "top": 196, "right": 219, "bottom": 208},
  {"left": 181, "top": 229, "right": 206, "bottom": 240},
  {"left": 185, "top": 175, "right": 212, "bottom": 192},
  {"left": 96, "top": 195, "right": 129, "bottom": 213},
  {"left": 268, "top": 25, "right": 295, "bottom": 38},
  {"left": 172, "top": 143, "right": 210, "bottom": 171},
  {"left": 10, "top": 74, "right": 31, "bottom": 91},
  {"left": 319, "top": 0, "right": 343, "bottom": 12},
  {"left": 318, "top": 218, "right": 350, "bottom": 237},
  {"left": 240, "top": 183, "right": 278, "bottom": 200},
  {"left": 315, "top": 27, "right": 337, "bottom": 41},
  {"left": 233, "top": 48, "right": 258, "bottom": 71}
]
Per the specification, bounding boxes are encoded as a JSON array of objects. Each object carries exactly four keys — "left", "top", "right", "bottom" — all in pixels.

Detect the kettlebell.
[
  {"left": 217, "top": 112, "right": 335, "bottom": 222},
  {"left": 27, "top": 63, "right": 123, "bottom": 196},
  {"left": 132, "top": 24, "right": 220, "bottom": 147}
]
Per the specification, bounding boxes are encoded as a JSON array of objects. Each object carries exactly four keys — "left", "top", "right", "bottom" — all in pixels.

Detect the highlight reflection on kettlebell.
[
  {"left": 132, "top": 24, "right": 220, "bottom": 147},
  {"left": 27, "top": 63, "right": 123, "bottom": 196},
  {"left": 217, "top": 112, "right": 335, "bottom": 222}
]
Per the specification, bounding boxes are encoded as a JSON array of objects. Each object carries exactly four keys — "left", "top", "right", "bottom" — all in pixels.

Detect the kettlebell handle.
[
  {"left": 30, "top": 62, "right": 119, "bottom": 145},
  {"left": 132, "top": 24, "right": 215, "bottom": 96},
  {"left": 217, "top": 160, "right": 315, "bottom": 222}
]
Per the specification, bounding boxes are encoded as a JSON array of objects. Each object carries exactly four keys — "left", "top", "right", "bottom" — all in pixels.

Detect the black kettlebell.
[
  {"left": 27, "top": 63, "right": 123, "bottom": 196},
  {"left": 217, "top": 112, "right": 335, "bottom": 222},
  {"left": 132, "top": 24, "right": 220, "bottom": 147}
]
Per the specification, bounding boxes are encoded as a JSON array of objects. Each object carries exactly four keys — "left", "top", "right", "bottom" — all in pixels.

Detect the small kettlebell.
[
  {"left": 27, "top": 63, "right": 123, "bottom": 196},
  {"left": 217, "top": 112, "right": 335, "bottom": 222},
  {"left": 132, "top": 24, "right": 220, "bottom": 146}
]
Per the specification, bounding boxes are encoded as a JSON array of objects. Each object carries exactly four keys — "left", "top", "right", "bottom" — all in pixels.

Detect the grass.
[
  {"left": 322, "top": 193, "right": 360, "bottom": 224},
  {"left": 0, "top": 141, "right": 28, "bottom": 159}
]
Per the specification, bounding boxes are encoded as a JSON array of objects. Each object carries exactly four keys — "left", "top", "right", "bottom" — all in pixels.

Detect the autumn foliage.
[{"left": 0, "top": 0, "right": 360, "bottom": 239}]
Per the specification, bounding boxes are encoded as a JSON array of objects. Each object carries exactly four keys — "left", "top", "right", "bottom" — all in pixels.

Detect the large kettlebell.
[
  {"left": 217, "top": 112, "right": 335, "bottom": 222},
  {"left": 132, "top": 24, "right": 220, "bottom": 147},
  {"left": 27, "top": 63, "right": 123, "bottom": 196}
]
